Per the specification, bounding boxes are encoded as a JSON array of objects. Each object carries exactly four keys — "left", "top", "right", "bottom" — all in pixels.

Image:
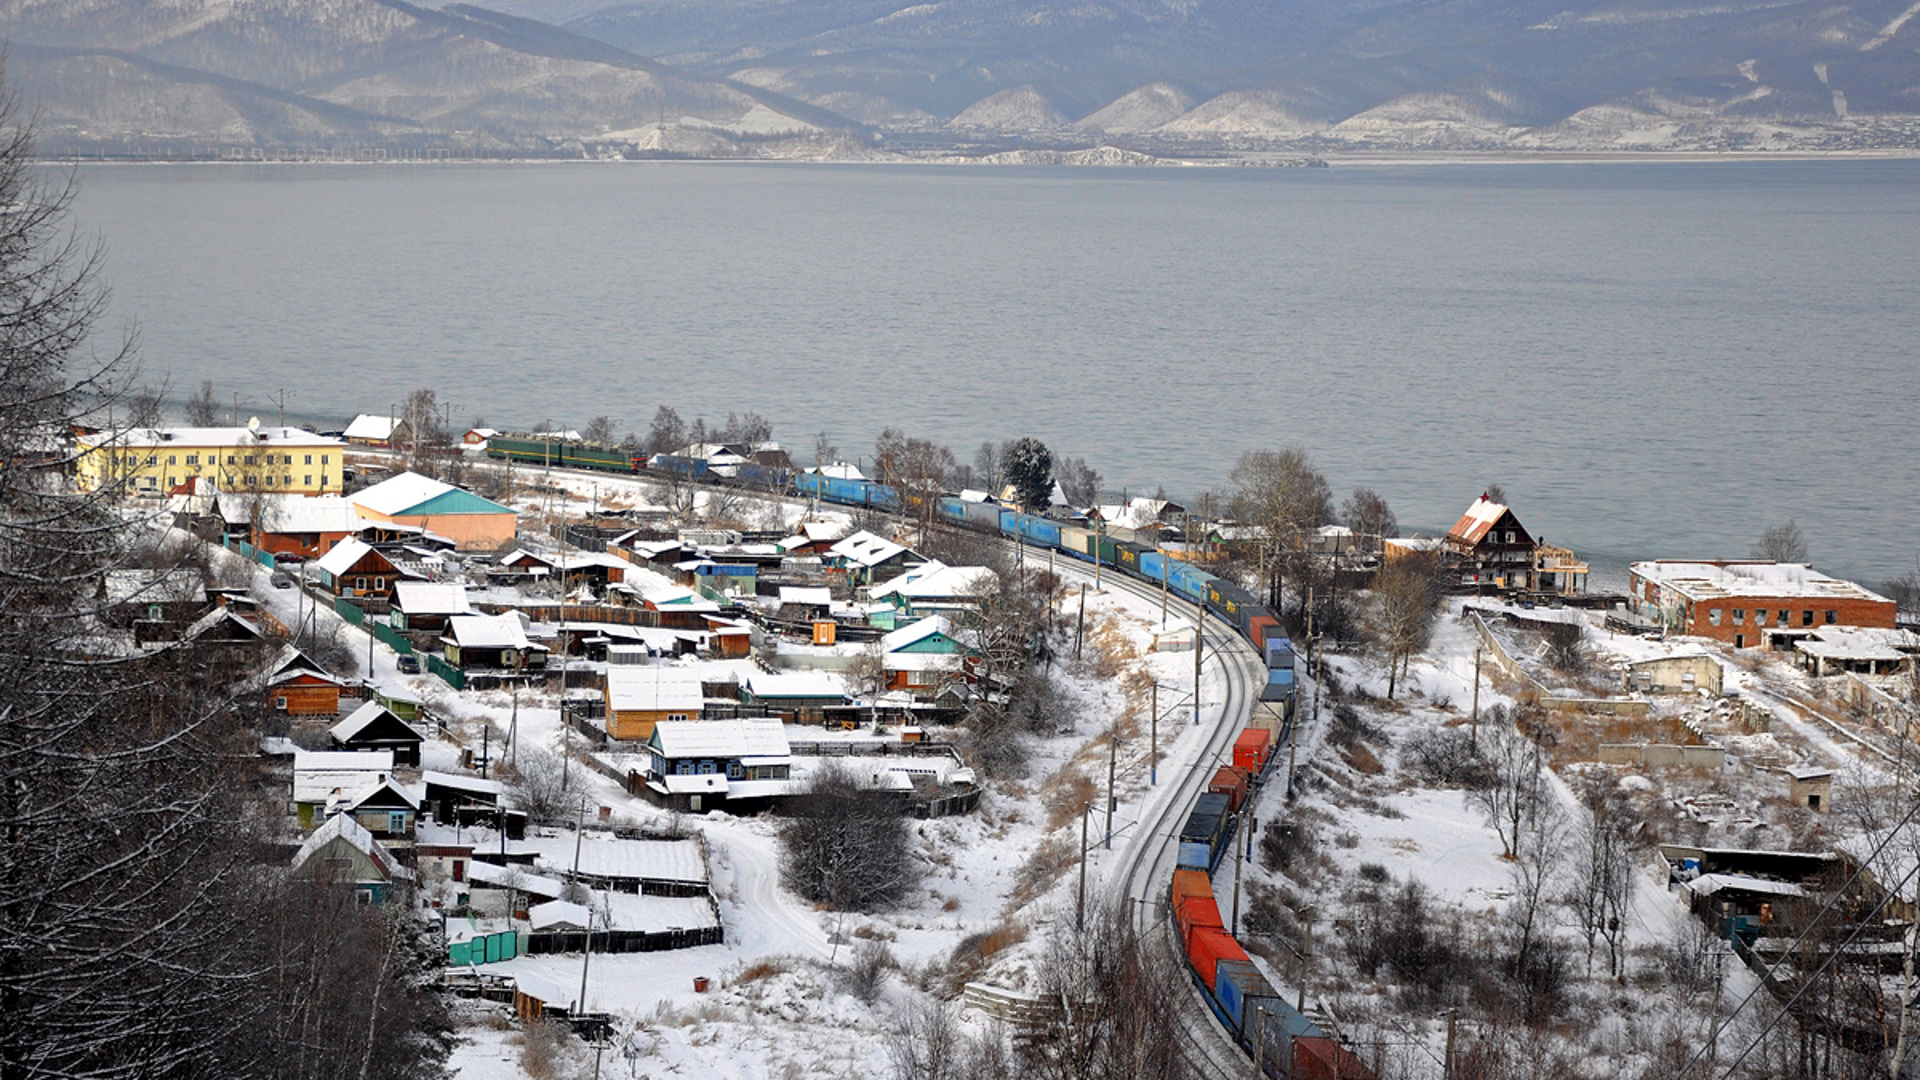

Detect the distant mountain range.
[{"left": 6, "top": 0, "right": 1919, "bottom": 156}]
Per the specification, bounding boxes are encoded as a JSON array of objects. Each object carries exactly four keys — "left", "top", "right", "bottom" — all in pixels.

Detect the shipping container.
[
  {"left": 1059, "top": 526, "right": 1095, "bottom": 559},
  {"left": 1234, "top": 728, "right": 1273, "bottom": 773},
  {"left": 1186, "top": 926, "right": 1250, "bottom": 992},
  {"left": 1254, "top": 1001, "right": 1328, "bottom": 1079},
  {"left": 1019, "top": 514, "right": 1062, "bottom": 548},
  {"left": 1208, "top": 766, "right": 1250, "bottom": 813},
  {"left": 735, "top": 463, "right": 790, "bottom": 490},
  {"left": 1096, "top": 535, "right": 1122, "bottom": 568},
  {"left": 1115, "top": 542, "right": 1148, "bottom": 573},
  {"left": 1248, "top": 613, "right": 1282, "bottom": 653},
  {"left": 1140, "top": 550, "right": 1168, "bottom": 584},
  {"left": 1262, "top": 667, "right": 1297, "bottom": 704},
  {"left": 1175, "top": 894, "right": 1224, "bottom": 946},
  {"left": 936, "top": 496, "right": 968, "bottom": 524},
  {"left": 1170, "top": 868, "right": 1213, "bottom": 908},
  {"left": 1214, "top": 959, "right": 1282, "bottom": 1038},
  {"left": 1293, "top": 1036, "right": 1376, "bottom": 1080},
  {"left": 651, "top": 453, "right": 710, "bottom": 478},
  {"left": 1266, "top": 636, "right": 1295, "bottom": 669}
]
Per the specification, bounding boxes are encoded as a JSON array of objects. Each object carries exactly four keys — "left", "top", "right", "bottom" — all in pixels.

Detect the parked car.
[
  {"left": 396, "top": 655, "right": 422, "bottom": 674},
  {"left": 269, "top": 571, "right": 293, "bottom": 589}
]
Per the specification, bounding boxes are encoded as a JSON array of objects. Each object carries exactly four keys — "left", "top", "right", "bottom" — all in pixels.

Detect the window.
[
  {"left": 676, "top": 761, "right": 693, "bottom": 775},
  {"left": 167, "top": 454, "right": 177, "bottom": 465},
  {"left": 1778, "top": 610, "right": 1789, "bottom": 625},
  {"left": 244, "top": 455, "right": 256, "bottom": 465},
  {"left": 283, "top": 475, "right": 293, "bottom": 487},
  {"left": 727, "top": 762, "right": 745, "bottom": 779},
  {"left": 145, "top": 454, "right": 157, "bottom": 466},
  {"left": 304, "top": 454, "right": 313, "bottom": 465},
  {"left": 1708, "top": 608, "right": 1722, "bottom": 626},
  {"left": 354, "top": 576, "right": 366, "bottom": 590},
  {"left": 274, "top": 696, "right": 289, "bottom": 711},
  {"left": 668, "top": 713, "right": 688, "bottom": 722},
  {"left": 1803, "top": 610, "right": 1815, "bottom": 626},
  {"left": 321, "top": 454, "right": 330, "bottom": 464},
  {"left": 1825, "top": 610, "right": 1838, "bottom": 624},
  {"left": 1754, "top": 610, "right": 1768, "bottom": 626},
  {"left": 245, "top": 475, "right": 258, "bottom": 486},
  {"left": 304, "top": 475, "right": 312, "bottom": 485},
  {"left": 1733, "top": 609, "right": 1745, "bottom": 625},
  {"left": 373, "top": 577, "right": 385, "bottom": 591},
  {"left": 264, "top": 475, "right": 275, "bottom": 486},
  {"left": 227, "top": 455, "right": 236, "bottom": 464},
  {"left": 388, "top": 811, "right": 408, "bottom": 834},
  {"left": 283, "top": 454, "right": 293, "bottom": 465},
  {"left": 186, "top": 454, "right": 198, "bottom": 465}
]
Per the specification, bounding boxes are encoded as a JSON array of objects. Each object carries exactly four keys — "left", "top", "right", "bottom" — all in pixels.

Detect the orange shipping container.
[
  {"left": 1176, "top": 895, "right": 1224, "bottom": 946},
  {"left": 1208, "top": 766, "right": 1250, "bottom": 812},
  {"left": 1170, "top": 868, "right": 1213, "bottom": 908},
  {"left": 1233, "top": 728, "right": 1272, "bottom": 773},
  {"left": 1186, "top": 926, "right": 1250, "bottom": 992}
]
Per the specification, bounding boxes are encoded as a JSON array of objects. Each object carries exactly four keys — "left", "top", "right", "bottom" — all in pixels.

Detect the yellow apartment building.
[{"left": 77, "top": 424, "right": 346, "bottom": 496}]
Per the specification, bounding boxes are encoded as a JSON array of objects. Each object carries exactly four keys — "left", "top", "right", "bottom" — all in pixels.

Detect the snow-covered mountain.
[{"left": 0, "top": 0, "right": 849, "bottom": 153}]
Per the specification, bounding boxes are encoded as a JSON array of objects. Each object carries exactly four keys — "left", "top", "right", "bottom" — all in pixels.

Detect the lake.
[{"left": 68, "top": 158, "right": 1920, "bottom": 586}]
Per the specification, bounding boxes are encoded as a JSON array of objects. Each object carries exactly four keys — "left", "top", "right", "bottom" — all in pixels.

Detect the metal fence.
[{"left": 427, "top": 653, "right": 466, "bottom": 690}]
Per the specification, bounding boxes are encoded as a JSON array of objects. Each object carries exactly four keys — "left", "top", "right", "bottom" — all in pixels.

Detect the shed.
[{"left": 1786, "top": 766, "right": 1834, "bottom": 812}]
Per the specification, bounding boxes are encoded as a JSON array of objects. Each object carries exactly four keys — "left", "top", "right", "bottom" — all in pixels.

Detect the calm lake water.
[{"left": 68, "top": 159, "right": 1920, "bottom": 586}]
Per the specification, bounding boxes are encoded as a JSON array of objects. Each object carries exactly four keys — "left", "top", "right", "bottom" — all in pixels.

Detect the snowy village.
[{"left": 41, "top": 403, "right": 1920, "bottom": 1080}]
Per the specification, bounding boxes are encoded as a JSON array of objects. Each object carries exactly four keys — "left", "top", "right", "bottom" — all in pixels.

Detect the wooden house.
[
  {"left": 740, "top": 671, "right": 848, "bottom": 724},
  {"left": 640, "top": 719, "right": 794, "bottom": 814},
  {"left": 220, "top": 493, "right": 364, "bottom": 559},
  {"left": 341, "top": 776, "right": 422, "bottom": 838},
  {"left": 314, "top": 537, "right": 420, "bottom": 602},
  {"left": 292, "top": 750, "right": 395, "bottom": 828},
  {"left": 290, "top": 813, "right": 409, "bottom": 904},
  {"left": 604, "top": 666, "right": 704, "bottom": 742},
  {"left": 1443, "top": 495, "right": 1537, "bottom": 591},
  {"left": 877, "top": 616, "right": 975, "bottom": 700},
  {"left": 268, "top": 668, "right": 348, "bottom": 717},
  {"left": 329, "top": 702, "right": 425, "bottom": 767},
  {"left": 441, "top": 613, "right": 549, "bottom": 673},
  {"left": 102, "top": 568, "right": 209, "bottom": 629},
  {"left": 390, "top": 581, "right": 474, "bottom": 636},
  {"left": 421, "top": 770, "right": 505, "bottom": 824}
]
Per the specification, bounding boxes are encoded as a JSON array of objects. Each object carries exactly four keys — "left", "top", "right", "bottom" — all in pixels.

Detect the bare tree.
[
  {"left": 509, "top": 747, "right": 572, "bottom": 824},
  {"left": 813, "top": 431, "right": 838, "bottom": 470},
  {"left": 1754, "top": 518, "right": 1811, "bottom": 563},
  {"left": 647, "top": 405, "right": 687, "bottom": 456},
  {"left": 720, "top": 411, "right": 773, "bottom": 446},
  {"left": 1022, "top": 902, "right": 1192, "bottom": 1080},
  {"left": 1229, "top": 447, "right": 1334, "bottom": 612},
  {"left": 1566, "top": 776, "right": 1638, "bottom": 978},
  {"left": 972, "top": 440, "right": 1007, "bottom": 497},
  {"left": 184, "top": 377, "right": 222, "bottom": 426},
  {"left": 873, "top": 427, "right": 958, "bottom": 537},
  {"left": 1054, "top": 455, "right": 1102, "bottom": 508},
  {"left": 1373, "top": 556, "right": 1441, "bottom": 698},
  {"left": 780, "top": 761, "right": 918, "bottom": 910},
  {"left": 1468, "top": 707, "right": 1546, "bottom": 859},
  {"left": 582, "top": 414, "right": 618, "bottom": 446},
  {"left": 1342, "top": 486, "right": 1397, "bottom": 556}
]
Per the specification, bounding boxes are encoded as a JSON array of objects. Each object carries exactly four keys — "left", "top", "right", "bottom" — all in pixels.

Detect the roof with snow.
[
  {"left": 1684, "top": 874, "right": 1807, "bottom": 899},
  {"left": 743, "top": 671, "right": 847, "bottom": 701},
  {"left": 1796, "top": 627, "right": 1919, "bottom": 661},
  {"left": 85, "top": 425, "right": 340, "bottom": 449},
  {"left": 1632, "top": 561, "right": 1892, "bottom": 604},
  {"left": 392, "top": 581, "right": 474, "bottom": 617},
  {"left": 528, "top": 899, "right": 592, "bottom": 932},
  {"left": 291, "top": 813, "right": 405, "bottom": 881},
  {"left": 217, "top": 493, "right": 364, "bottom": 533},
  {"left": 346, "top": 775, "right": 421, "bottom": 812},
  {"left": 1446, "top": 496, "right": 1524, "bottom": 546},
  {"left": 812, "top": 462, "right": 868, "bottom": 481},
  {"left": 329, "top": 702, "right": 420, "bottom": 745},
  {"left": 649, "top": 718, "right": 790, "bottom": 760},
  {"left": 292, "top": 751, "right": 395, "bottom": 803},
  {"left": 829, "top": 530, "right": 907, "bottom": 568},
  {"left": 605, "top": 666, "right": 705, "bottom": 714},
  {"left": 314, "top": 536, "right": 389, "bottom": 578},
  {"left": 464, "top": 860, "right": 564, "bottom": 899},
  {"left": 778, "top": 586, "right": 833, "bottom": 607},
  {"left": 444, "top": 613, "right": 542, "bottom": 651},
  {"left": 344, "top": 415, "right": 405, "bottom": 441},
  {"left": 869, "top": 562, "right": 996, "bottom": 603},
  {"left": 880, "top": 615, "right": 960, "bottom": 653},
  {"left": 511, "top": 833, "right": 708, "bottom": 885},
  {"left": 353, "top": 472, "right": 513, "bottom": 518},
  {"left": 103, "top": 568, "right": 207, "bottom": 607},
  {"left": 420, "top": 770, "right": 506, "bottom": 797}
]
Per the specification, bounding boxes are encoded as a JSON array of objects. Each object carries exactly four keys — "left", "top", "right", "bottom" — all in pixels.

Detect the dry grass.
[
  {"left": 1343, "top": 743, "right": 1384, "bottom": 775},
  {"left": 1543, "top": 711, "right": 1699, "bottom": 769},
  {"left": 729, "top": 958, "right": 792, "bottom": 986},
  {"left": 1041, "top": 767, "right": 1097, "bottom": 830},
  {"left": 1010, "top": 834, "right": 1077, "bottom": 907}
]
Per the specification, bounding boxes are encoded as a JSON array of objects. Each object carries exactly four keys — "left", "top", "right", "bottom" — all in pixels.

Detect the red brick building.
[{"left": 1628, "top": 560, "right": 1896, "bottom": 649}]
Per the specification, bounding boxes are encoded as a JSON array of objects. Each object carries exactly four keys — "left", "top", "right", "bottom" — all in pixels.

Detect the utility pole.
[
  {"left": 1076, "top": 799, "right": 1090, "bottom": 932},
  {"left": 1150, "top": 683, "right": 1158, "bottom": 786},
  {"left": 1707, "top": 946, "right": 1725, "bottom": 1078},
  {"left": 1075, "top": 583, "right": 1087, "bottom": 660},
  {"left": 273, "top": 388, "right": 287, "bottom": 430},
  {"left": 1249, "top": 1003, "right": 1265, "bottom": 1080},
  {"left": 1444, "top": 1009, "right": 1457, "bottom": 1080},
  {"left": 1104, "top": 727, "right": 1117, "bottom": 850},
  {"left": 480, "top": 724, "right": 490, "bottom": 779},
  {"left": 231, "top": 392, "right": 239, "bottom": 426},
  {"left": 1193, "top": 596, "right": 1204, "bottom": 725},
  {"left": 1232, "top": 817, "right": 1243, "bottom": 933}
]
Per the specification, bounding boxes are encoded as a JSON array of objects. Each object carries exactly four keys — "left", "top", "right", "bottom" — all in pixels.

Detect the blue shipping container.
[{"left": 1021, "top": 516, "right": 1062, "bottom": 548}]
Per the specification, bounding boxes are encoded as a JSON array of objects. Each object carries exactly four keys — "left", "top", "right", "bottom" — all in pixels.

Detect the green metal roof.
[{"left": 394, "top": 488, "right": 513, "bottom": 517}]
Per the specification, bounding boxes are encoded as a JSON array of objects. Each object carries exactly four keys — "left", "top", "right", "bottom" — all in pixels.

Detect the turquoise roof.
[{"left": 395, "top": 488, "right": 513, "bottom": 517}]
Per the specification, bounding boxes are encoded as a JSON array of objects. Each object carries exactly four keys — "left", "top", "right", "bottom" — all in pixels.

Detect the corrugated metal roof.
[{"left": 651, "top": 718, "right": 790, "bottom": 760}]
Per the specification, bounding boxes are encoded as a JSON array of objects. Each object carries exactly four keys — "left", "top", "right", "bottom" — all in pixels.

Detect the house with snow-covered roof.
[
  {"left": 344, "top": 414, "right": 410, "bottom": 448},
  {"left": 641, "top": 719, "right": 793, "bottom": 813},
  {"left": 292, "top": 750, "right": 396, "bottom": 828},
  {"left": 390, "top": 581, "right": 473, "bottom": 636},
  {"left": 329, "top": 702, "right": 424, "bottom": 766},
  {"left": 877, "top": 616, "right": 976, "bottom": 700},
  {"left": 604, "top": 666, "right": 705, "bottom": 741},
  {"left": 290, "top": 813, "right": 410, "bottom": 903},
  {"left": 826, "top": 530, "right": 917, "bottom": 585},
  {"left": 351, "top": 471, "right": 516, "bottom": 551},
  {"left": 441, "top": 613, "right": 549, "bottom": 673},
  {"left": 868, "top": 561, "right": 997, "bottom": 616}
]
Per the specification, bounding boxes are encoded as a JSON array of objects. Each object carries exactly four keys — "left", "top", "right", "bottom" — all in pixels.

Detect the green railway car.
[{"left": 485, "top": 436, "right": 635, "bottom": 473}]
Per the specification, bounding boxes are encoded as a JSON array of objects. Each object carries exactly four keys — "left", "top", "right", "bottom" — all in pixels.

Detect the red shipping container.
[
  {"left": 1208, "top": 766, "right": 1250, "bottom": 812},
  {"left": 1170, "top": 869, "right": 1212, "bottom": 908},
  {"left": 1233, "top": 728, "right": 1272, "bottom": 773},
  {"left": 1186, "top": 926, "right": 1250, "bottom": 992},
  {"left": 1249, "top": 615, "right": 1282, "bottom": 652},
  {"left": 1176, "top": 895, "right": 1224, "bottom": 946},
  {"left": 1294, "top": 1036, "right": 1377, "bottom": 1080}
]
